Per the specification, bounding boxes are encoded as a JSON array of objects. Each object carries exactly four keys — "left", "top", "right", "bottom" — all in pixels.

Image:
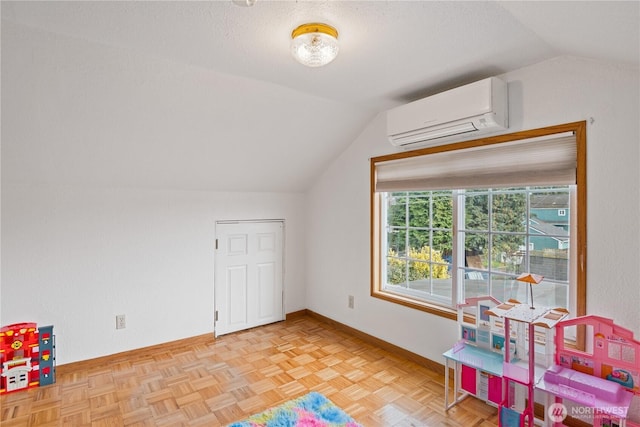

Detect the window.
[
  {"left": 384, "top": 190, "right": 454, "bottom": 306},
  {"left": 370, "top": 122, "right": 587, "bottom": 321},
  {"left": 383, "top": 187, "right": 572, "bottom": 309}
]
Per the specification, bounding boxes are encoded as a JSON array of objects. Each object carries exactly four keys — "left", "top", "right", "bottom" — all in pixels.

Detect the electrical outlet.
[
  {"left": 348, "top": 295, "right": 354, "bottom": 309},
  {"left": 116, "top": 314, "right": 126, "bottom": 329}
]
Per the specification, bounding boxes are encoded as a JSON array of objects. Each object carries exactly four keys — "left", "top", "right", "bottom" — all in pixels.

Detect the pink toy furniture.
[
  {"left": 537, "top": 315, "right": 640, "bottom": 427},
  {"left": 443, "top": 296, "right": 505, "bottom": 411},
  {"left": 486, "top": 300, "right": 569, "bottom": 427}
]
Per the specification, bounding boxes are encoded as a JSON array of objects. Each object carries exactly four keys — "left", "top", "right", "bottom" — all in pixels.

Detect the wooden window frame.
[{"left": 370, "top": 121, "right": 587, "bottom": 341}]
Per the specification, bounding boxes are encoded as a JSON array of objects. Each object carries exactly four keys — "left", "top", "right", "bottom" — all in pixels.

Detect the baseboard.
[
  {"left": 58, "top": 311, "right": 304, "bottom": 372},
  {"left": 285, "top": 309, "right": 308, "bottom": 320},
  {"left": 302, "top": 309, "right": 445, "bottom": 375},
  {"left": 57, "top": 309, "right": 444, "bottom": 377},
  {"left": 56, "top": 332, "right": 215, "bottom": 375}
]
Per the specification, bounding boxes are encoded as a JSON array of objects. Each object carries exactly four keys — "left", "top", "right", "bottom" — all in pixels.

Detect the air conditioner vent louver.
[{"left": 387, "top": 77, "right": 508, "bottom": 149}]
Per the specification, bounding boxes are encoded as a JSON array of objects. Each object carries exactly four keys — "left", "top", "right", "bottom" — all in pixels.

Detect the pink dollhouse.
[
  {"left": 443, "top": 296, "right": 505, "bottom": 410},
  {"left": 538, "top": 315, "right": 640, "bottom": 427}
]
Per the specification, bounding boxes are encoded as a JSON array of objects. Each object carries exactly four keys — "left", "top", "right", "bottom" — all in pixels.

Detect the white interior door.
[{"left": 214, "top": 221, "right": 284, "bottom": 336}]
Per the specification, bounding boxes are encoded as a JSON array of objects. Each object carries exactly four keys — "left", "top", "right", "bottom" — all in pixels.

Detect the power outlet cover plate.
[{"left": 116, "top": 314, "right": 126, "bottom": 329}]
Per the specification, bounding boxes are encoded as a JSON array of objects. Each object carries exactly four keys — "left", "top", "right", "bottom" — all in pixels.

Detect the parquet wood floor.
[{"left": 1, "top": 314, "right": 498, "bottom": 426}]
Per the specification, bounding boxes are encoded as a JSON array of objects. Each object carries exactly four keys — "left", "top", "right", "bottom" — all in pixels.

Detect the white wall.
[
  {"left": 1, "top": 185, "right": 306, "bottom": 364},
  {"left": 0, "top": 21, "right": 309, "bottom": 364},
  {"left": 306, "top": 56, "right": 640, "bottom": 364}
]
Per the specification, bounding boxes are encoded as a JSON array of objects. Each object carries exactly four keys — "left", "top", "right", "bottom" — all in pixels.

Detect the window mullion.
[
  {"left": 453, "top": 190, "right": 464, "bottom": 306},
  {"left": 405, "top": 192, "right": 410, "bottom": 287},
  {"left": 524, "top": 189, "right": 531, "bottom": 273},
  {"left": 487, "top": 190, "right": 493, "bottom": 298},
  {"left": 428, "top": 192, "right": 434, "bottom": 297}
]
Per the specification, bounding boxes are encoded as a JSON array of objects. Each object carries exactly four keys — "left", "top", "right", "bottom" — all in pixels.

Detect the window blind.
[{"left": 374, "top": 132, "right": 576, "bottom": 192}]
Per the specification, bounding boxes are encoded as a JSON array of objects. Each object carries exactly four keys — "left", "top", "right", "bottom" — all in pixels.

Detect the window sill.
[{"left": 371, "top": 288, "right": 457, "bottom": 321}]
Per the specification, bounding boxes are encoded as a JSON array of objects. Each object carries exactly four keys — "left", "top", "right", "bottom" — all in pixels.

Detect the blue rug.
[{"left": 228, "top": 391, "right": 362, "bottom": 427}]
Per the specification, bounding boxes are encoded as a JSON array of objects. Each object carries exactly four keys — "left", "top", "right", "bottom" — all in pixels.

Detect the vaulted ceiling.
[{"left": 2, "top": 1, "right": 638, "bottom": 192}]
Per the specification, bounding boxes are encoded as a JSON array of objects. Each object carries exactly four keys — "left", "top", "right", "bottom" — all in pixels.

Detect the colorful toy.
[
  {"left": 443, "top": 296, "right": 505, "bottom": 410},
  {"left": 486, "top": 300, "right": 569, "bottom": 427},
  {"left": 538, "top": 315, "right": 640, "bottom": 427},
  {"left": 0, "top": 322, "right": 56, "bottom": 394},
  {"left": 446, "top": 302, "right": 640, "bottom": 426},
  {"left": 444, "top": 293, "right": 570, "bottom": 427}
]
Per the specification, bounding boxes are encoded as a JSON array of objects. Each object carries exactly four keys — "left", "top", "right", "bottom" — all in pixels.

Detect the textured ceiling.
[{"left": 2, "top": 1, "right": 639, "bottom": 191}]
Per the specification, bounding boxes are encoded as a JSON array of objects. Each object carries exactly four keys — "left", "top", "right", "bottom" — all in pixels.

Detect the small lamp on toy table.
[{"left": 516, "top": 273, "right": 543, "bottom": 309}]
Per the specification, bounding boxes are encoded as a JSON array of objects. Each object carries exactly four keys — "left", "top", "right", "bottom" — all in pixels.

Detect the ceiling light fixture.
[
  {"left": 290, "top": 23, "right": 339, "bottom": 67},
  {"left": 232, "top": 0, "right": 256, "bottom": 6}
]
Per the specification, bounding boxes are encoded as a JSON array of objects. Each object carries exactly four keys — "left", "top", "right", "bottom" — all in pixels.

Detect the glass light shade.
[
  {"left": 232, "top": 0, "right": 256, "bottom": 6},
  {"left": 291, "top": 23, "right": 339, "bottom": 67}
]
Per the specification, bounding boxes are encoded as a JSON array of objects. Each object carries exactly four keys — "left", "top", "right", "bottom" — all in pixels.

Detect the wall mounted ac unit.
[{"left": 387, "top": 77, "right": 508, "bottom": 148}]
